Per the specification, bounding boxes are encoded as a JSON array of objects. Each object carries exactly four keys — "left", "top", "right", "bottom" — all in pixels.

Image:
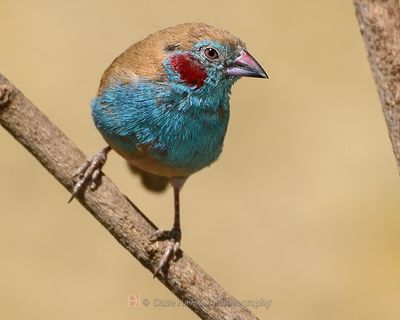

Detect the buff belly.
[{"left": 103, "top": 136, "right": 194, "bottom": 178}]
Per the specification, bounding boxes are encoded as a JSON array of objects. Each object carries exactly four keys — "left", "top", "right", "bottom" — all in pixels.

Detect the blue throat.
[{"left": 92, "top": 58, "right": 236, "bottom": 175}]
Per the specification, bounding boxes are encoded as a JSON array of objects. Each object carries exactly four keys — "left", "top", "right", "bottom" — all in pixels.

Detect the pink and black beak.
[{"left": 226, "top": 49, "right": 268, "bottom": 79}]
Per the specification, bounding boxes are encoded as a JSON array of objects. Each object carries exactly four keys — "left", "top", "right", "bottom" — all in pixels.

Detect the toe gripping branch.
[
  {"left": 68, "top": 146, "right": 112, "bottom": 202},
  {"left": 150, "top": 227, "right": 182, "bottom": 277}
]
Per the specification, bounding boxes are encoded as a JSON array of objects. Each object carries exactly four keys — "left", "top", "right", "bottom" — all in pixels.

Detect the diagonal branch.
[
  {"left": 354, "top": 0, "right": 400, "bottom": 173},
  {"left": 0, "top": 73, "right": 259, "bottom": 320}
]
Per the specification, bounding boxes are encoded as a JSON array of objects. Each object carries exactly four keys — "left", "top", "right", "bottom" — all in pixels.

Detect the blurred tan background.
[{"left": 1, "top": 0, "right": 400, "bottom": 319}]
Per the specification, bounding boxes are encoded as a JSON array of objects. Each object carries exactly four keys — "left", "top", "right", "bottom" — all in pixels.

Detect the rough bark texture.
[
  {"left": 354, "top": 0, "right": 400, "bottom": 172},
  {"left": 0, "top": 73, "right": 259, "bottom": 320}
]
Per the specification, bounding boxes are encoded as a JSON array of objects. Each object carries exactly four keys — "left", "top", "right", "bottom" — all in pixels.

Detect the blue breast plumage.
[{"left": 91, "top": 79, "right": 232, "bottom": 177}]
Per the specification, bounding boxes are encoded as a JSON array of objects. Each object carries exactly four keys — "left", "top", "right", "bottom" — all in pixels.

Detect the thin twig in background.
[
  {"left": 0, "top": 73, "right": 260, "bottom": 320},
  {"left": 354, "top": 0, "right": 400, "bottom": 173}
]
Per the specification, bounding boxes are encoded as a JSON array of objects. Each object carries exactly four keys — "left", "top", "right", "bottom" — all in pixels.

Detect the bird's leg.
[
  {"left": 150, "top": 177, "right": 186, "bottom": 277},
  {"left": 68, "top": 145, "right": 112, "bottom": 202}
]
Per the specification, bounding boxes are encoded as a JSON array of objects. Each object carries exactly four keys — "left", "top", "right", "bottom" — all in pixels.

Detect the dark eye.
[{"left": 204, "top": 47, "right": 220, "bottom": 60}]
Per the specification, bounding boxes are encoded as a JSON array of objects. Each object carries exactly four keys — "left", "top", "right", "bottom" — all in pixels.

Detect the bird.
[{"left": 70, "top": 22, "right": 267, "bottom": 276}]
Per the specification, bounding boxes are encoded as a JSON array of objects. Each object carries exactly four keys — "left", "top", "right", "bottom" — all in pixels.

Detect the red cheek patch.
[{"left": 170, "top": 54, "right": 207, "bottom": 88}]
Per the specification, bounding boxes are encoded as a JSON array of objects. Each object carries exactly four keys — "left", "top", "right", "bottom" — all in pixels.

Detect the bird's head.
[
  {"left": 160, "top": 23, "right": 268, "bottom": 93},
  {"left": 99, "top": 23, "right": 267, "bottom": 95}
]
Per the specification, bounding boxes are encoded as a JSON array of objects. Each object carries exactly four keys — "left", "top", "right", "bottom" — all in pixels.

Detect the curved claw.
[
  {"left": 68, "top": 146, "right": 111, "bottom": 202},
  {"left": 151, "top": 227, "right": 181, "bottom": 277},
  {"left": 153, "top": 240, "right": 179, "bottom": 277},
  {"left": 150, "top": 229, "right": 171, "bottom": 242}
]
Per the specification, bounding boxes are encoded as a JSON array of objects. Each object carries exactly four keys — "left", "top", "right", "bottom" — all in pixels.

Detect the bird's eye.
[{"left": 204, "top": 47, "right": 220, "bottom": 60}]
